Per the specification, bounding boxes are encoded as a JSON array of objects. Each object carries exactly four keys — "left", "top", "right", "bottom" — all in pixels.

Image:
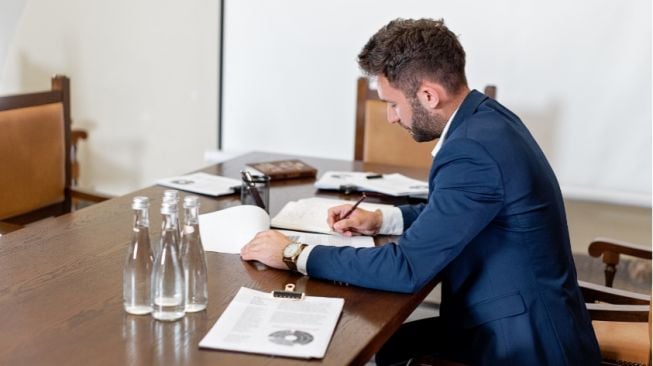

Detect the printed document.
[
  {"left": 157, "top": 172, "right": 241, "bottom": 197},
  {"left": 199, "top": 287, "right": 344, "bottom": 359},
  {"left": 198, "top": 204, "right": 375, "bottom": 254},
  {"left": 199, "top": 287, "right": 345, "bottom": 358},
  {"left": 315, "top": 171, "right": 428, "bottom": 196}
]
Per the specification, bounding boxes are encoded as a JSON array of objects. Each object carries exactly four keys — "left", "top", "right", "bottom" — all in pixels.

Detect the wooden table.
[{"left": 0, "top": 152, "right": 436, "bottom": 366}]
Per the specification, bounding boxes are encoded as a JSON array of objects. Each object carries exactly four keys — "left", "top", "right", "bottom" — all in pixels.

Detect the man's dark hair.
[{"left": 358, "top": 18, "right": 467, "bottom": 96}]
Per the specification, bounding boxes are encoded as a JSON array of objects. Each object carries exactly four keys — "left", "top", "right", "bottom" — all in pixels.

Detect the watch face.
[{"left": 283, "top": 243, "right": 300, "bottom": 257}]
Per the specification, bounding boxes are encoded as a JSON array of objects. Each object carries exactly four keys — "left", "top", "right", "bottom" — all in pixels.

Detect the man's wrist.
[
  {"left": 282, "top": 242, "right": 307, "bottom": 272},
  {"left": 296, "top": 244, "right": 315, "bottom": 275},
  {"left": 378, "top": 206, "right": 404, "bottom": 235}
]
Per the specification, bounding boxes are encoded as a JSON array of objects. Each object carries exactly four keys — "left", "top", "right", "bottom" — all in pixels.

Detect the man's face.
[{"left": 376, "top": 75, "right": 444, "bottom": 142}]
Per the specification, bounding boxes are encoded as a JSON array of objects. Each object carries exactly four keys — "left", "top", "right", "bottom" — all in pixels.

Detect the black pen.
[
  {"left": 366, "top": 174, "right": 383, "bottom": 179},
  {"left": 240, "top": 170, "right": 266, "bottom": 211},
  {"left": 339, "top": 193, "right": 367, "bottom": 221}
]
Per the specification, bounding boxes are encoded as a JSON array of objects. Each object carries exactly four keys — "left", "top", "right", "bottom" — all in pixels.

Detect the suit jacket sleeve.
[{"left": 307, "top": 138, "right": 505, "bottom": 293}]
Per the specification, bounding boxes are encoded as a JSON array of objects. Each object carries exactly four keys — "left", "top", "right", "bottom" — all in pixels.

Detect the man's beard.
[{"left": 407, "top": 97, "right": 447, "bottom": 142}]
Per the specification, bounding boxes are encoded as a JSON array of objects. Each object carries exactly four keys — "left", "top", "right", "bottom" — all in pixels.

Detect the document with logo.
[
  {"left": 199, "top": 287, "right": 344, "bottom": 359},
  {"left": 157, "top": 172, "right": 241, "bottom": 197}
]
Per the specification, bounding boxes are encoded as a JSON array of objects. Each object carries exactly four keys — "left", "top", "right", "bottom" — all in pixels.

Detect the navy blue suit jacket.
[{"left": 307, "top": 90, "right": 600, "bottom": 365}]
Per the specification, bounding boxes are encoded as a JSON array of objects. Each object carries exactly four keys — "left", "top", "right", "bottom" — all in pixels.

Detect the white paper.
[
  {"left": 198, "top": 205, "right": 375, "bottom": 254},
  {"left": 271, "top": 197, "right": 396, "bottom": 234},
  {"left": 199, "top": 205, "right": 270, "bottom": 253},
  {"left": 313, "top": 171, "right": 372, "bottom": 190},
  {"left": 199, "top": 287, "right": 344, "bottom": 359},
  {"left": 314, "top": 171, "right": 428, "bottom": 196},
  {"left": 157, "top": 172, "right": 241, "bottom": 197}
]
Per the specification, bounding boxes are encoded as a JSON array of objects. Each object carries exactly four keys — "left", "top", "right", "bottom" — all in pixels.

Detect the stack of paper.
[{"left": 314, "top": 171, "right": 428, "bottom": 197}]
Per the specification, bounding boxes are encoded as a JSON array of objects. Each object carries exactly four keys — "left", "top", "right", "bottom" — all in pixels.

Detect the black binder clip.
[
  {"left": 271, "top": 283, "right": 305, "bottom": 300},
  {"left": 339, "top": 184, "right": 359, "bottom": 195}
]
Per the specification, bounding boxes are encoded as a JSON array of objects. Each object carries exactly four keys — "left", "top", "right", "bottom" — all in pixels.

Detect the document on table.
[
  {"left": 315, "top": 171, "right": 428, "bottom": 196},
  {"left": 199, "top": 287, "right": 344, "bottom": 359},
  {"left": 157, "top": 172, "right": 241, "bottom": 197},
  {"left": 198, "top": 204, "right": 375, "bottom": 254}
]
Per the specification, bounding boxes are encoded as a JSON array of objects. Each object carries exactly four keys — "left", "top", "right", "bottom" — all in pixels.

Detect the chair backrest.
[
  {"left": 353, "top": 77, "right": 497, "bottom": 168},
  {"left": 0, "top": 75, "right": 72, "bottom": 225}
]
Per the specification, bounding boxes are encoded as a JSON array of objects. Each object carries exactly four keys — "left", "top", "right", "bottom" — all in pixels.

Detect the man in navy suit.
[{"left": 241, "top": 18, "right": 600, "bottom": 365}]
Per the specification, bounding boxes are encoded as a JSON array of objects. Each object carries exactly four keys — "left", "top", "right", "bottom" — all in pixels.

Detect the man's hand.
[
  {"left": 240, "top": 230, "right": 292, "bottom": 270},
  {"left": 327, "top": 205, "right": 383, "bottom": 236}
]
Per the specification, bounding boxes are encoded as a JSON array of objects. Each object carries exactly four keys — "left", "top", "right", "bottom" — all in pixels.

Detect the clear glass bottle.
[
  {"left": 161, "top": 190, "right": 182, "bottom": 257},
  {"left": 180, "top": 196, "right": 208, "bottom": 312},
  {"left": 123, "top": 196, "right": 153, "bottom": 315},
  {"left": 151, "top": 201, "right": 185, "bottom": 321}
]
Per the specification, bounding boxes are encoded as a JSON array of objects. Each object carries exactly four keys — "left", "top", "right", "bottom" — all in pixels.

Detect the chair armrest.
[
  {"left": 0, "top": 221, "right": 23, "bottom": 236},
  {"left": 70, "top": 187, "right": 113, "bottom": 203},
  {"left": 586, "top": 303, "right": 650, "bottom": 322},
  {"left": 588, "top": 237, "right": 652, "bottom": 260},
  {"left": 71, "top": 129, "right": 88, "bottom": 144},
  {"left": 579, "top": 280, "right": 650, "bottom": 305}
]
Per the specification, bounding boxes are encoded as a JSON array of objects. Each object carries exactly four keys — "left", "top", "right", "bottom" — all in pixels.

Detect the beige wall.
[{"left": 0, "top": 0, "right": 219, "bottom": 195}]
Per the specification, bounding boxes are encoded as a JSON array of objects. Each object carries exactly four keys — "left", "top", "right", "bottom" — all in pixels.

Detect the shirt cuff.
[
  {"left": 378, "top": 206, "right": 404, "bottom": 235},
  {"left": 296, "top": 244, "right": 316, "bottom": 275}
]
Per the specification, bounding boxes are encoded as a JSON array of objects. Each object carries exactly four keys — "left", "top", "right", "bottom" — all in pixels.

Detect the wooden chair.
[
  {"left": 579, "top": 238, "right": 652, "bottom": 366},
  {"left": 71, "top": 129, "right": 88, "bottom": 186},
  {"left": 0, "top": 75, "right": 110, "bottom": 235},
  {"left": 353, "top": 77, "right": 497, "bottom": 168}
]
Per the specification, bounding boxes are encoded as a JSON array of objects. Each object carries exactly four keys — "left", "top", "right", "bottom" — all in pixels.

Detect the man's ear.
[{"left": 417, "top": 81, "right": 443, "bottom": 110}]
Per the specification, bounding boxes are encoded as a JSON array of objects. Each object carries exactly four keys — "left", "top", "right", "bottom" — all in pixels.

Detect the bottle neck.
[
  {"left": 184, "top": 206, "right": 199, "bottom": 226},
  {"left": 134, "top": 208, "right": 150, "bottom": 228},
  {"left": 162, "top": 212, "right": 178, "bottom": 231}
]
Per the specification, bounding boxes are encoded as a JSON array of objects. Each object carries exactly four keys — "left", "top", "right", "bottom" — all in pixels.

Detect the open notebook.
[
  {"left": 198, "top": 196, "right": 396, "bottom": 254},
  {"left": 270, "top": 197, "right": 397, "bottom": 233}
]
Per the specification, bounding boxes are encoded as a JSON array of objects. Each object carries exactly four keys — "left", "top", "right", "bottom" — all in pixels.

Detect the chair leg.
[
  {"left": 604, "top": 264, "right": 616, "bottom": 288},
  {"left": 603, "top": 251, "right": 620, "bottom": 287}
]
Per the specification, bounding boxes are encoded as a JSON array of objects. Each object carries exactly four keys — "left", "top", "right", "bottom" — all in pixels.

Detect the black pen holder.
[{"left": 240, "top": 174, "right": 270, "bottom": 213}]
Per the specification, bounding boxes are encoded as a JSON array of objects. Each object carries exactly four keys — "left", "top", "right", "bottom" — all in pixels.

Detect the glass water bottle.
[
  {"left": 151, "top": 201, "right": 185, "bottom": 321},
  {"left": 180, "top": 196, "right": 208, "bottom": 312},
  {"left": 162, "top": 190, "right": 182, "bottom": 257},
  {"left": 123, "top": 196, "right": 153, "bottom": 315}
]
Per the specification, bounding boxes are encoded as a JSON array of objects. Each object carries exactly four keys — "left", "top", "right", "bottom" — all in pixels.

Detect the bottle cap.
[
  {"left": 160, "top": 201, "right": 178, "bottom": 215},
  {"left": 183, "top": 195, "right": 200, "bottom": 208},
  {"left": 163, "top": 189, "right": 179, "bottom": 199},
  {"left": 132, "top": 196, "right": 150, "bottom": 209}
]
